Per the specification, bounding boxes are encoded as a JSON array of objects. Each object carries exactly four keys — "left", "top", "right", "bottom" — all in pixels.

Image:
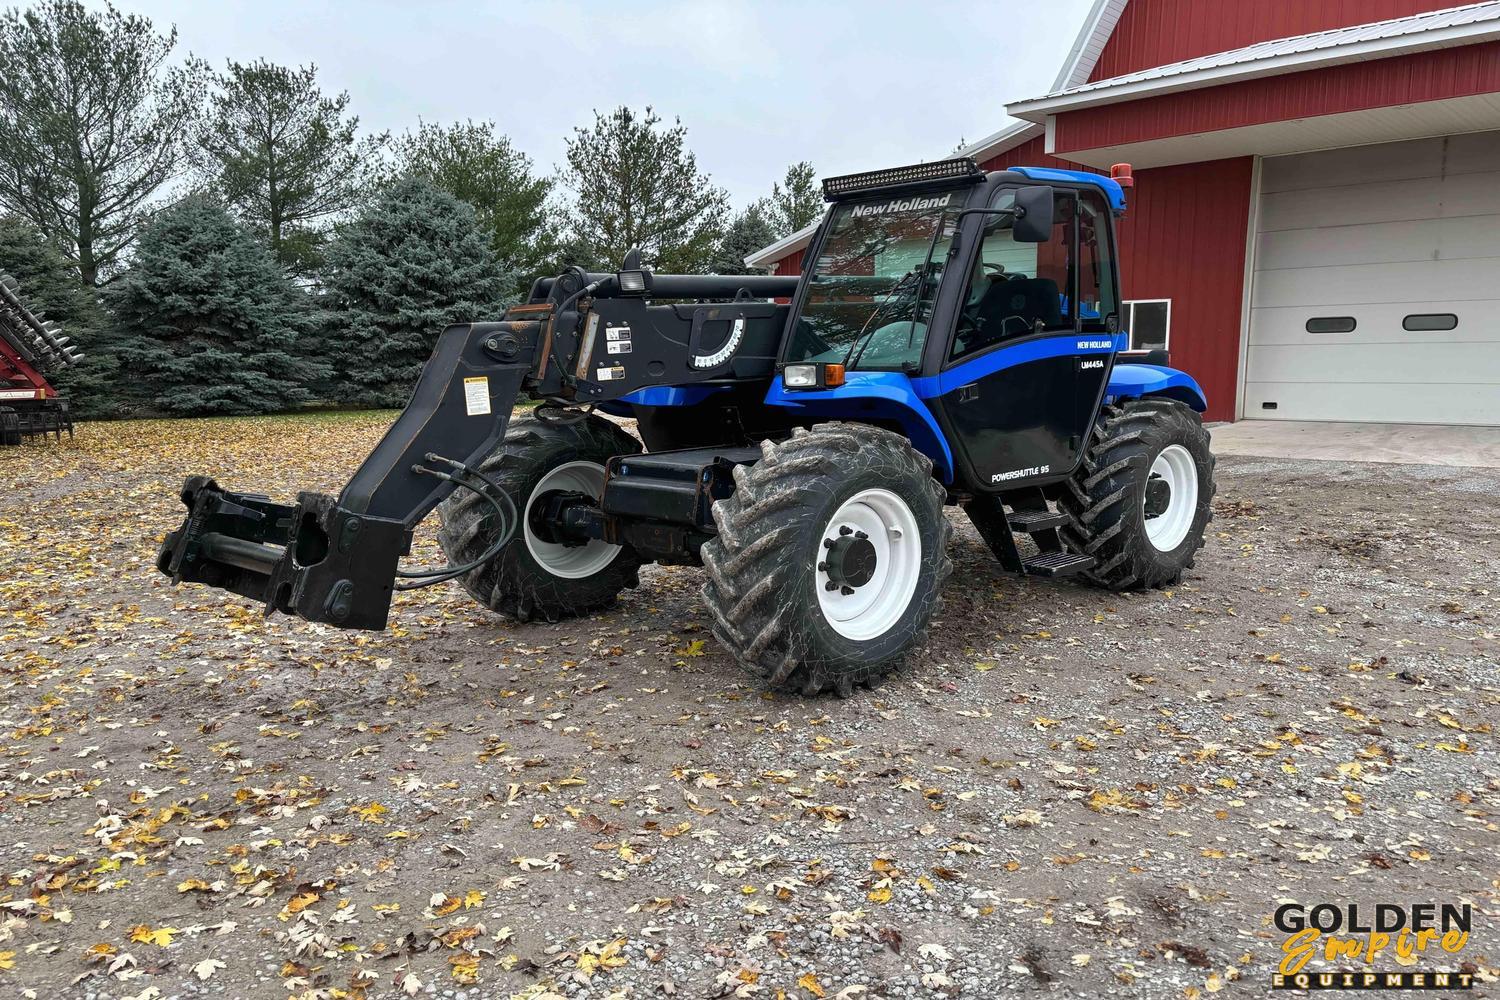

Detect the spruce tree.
[
  {"left": 322, "top": 177, "right": 510, "bottom": 407},
  {"left": 709, "top": 200, "right": 778, "bottom": 275},
  {"left": 106, "top": 194, "right": 325, "bottom": 416}
]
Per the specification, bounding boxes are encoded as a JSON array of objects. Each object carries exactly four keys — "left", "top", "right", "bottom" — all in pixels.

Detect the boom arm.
[{"left": 155, "top": 268, "right": 798, "bottom": 629}]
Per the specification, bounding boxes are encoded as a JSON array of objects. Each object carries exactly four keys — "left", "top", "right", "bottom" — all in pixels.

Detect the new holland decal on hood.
[{"left": 849, "top": 192, "right": 954, "bottom": 218}]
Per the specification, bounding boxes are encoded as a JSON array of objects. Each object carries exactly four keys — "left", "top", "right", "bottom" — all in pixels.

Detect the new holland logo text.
[{"left": 850, "top": 193, "right": 953, "bottom": 218}]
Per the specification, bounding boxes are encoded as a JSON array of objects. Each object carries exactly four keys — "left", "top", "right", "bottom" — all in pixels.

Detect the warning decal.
[{"left": 463, "top": 376, "right": 491, "bottom": 416}]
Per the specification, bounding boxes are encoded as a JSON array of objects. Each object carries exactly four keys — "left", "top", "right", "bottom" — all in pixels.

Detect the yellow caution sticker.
[{"left": 463, "top": 376, "right": 491, "bottom": 416}]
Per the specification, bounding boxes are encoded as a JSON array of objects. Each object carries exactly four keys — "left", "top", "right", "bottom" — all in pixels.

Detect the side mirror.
[
  {"left": 617, "top": 247, "right": 651, "bottom": 296},
  {"left": 1013, "top": 185, "right": 1054, "bottom": 243}
]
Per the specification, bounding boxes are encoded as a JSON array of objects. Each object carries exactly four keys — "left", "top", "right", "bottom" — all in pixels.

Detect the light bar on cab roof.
[{"left": 822, "top": 157, "right": 985, "bottom": 201}]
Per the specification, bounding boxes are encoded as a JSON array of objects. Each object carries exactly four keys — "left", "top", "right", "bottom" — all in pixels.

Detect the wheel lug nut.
[
  {"left": 839, "top": 525, "right": 853, "bottom": 535},
  {"left": 817, "top": 561, "right": 828, "bottom": 572},
  {"left": 823, "top": 538, "right": 835, "bottom": 549},
  {"left": 840, "top": 586, "right": 855, "bottom": 596},
  {"left": 825, "top": 580, "right": 839, "bottom": 591},
  {"left": 854, "top": 530, "right": 868, "bottom": 540}
]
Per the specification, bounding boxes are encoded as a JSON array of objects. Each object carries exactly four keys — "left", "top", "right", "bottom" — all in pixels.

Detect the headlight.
[
  {"left": 783, "top": 364, "right": 818, "bottom": 387},
  {"left": 782, "top": 363, "right": 846, "bottom": 389}
]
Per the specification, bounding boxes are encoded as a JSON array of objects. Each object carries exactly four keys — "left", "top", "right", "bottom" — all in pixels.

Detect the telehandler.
[{"left": 158, "top": 157, "right": 1215, "bottom": 695}]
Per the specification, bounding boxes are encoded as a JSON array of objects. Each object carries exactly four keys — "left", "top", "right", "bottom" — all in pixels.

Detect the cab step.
[
  {"left": 1022, "top": 551, "right": 1096, "bottom": 578},
  {"left": 1007, "top": 509, "right": 1070, "bottom": 533}
]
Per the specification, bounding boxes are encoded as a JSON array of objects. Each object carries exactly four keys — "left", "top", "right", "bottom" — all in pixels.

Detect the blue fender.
[
  {"left": 763, "top": 371, "right": 955, "bottom": 483},
  {"left": 1106, "top": 363, "right": 1207, "bottom": 412},
  {"left": 596, "top": 384, "right": 730, "bottom": 416}
]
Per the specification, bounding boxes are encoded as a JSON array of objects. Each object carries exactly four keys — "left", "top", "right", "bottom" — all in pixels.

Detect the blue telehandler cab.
[{"left": 157, "top": 157, "right": 1215, "bottom": 695}]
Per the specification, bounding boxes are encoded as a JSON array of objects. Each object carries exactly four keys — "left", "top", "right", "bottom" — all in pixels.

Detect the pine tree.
[
  {"left": 561, "top": 107, "right": 729, "bottom": 273},
  {"left": 709, "top": 200, "right": 778, "bottom": 275},
  {"left": 105, "top": 194, "right": 325, "bottom": 416},
  {"left": 322, "top": 177, "right": 511, "bottom": 407},
  {"left": 195, "top": 59, "right": 384, "bottom": 276},
  {"left": 770, "top": 161, "right": 822, "bottom": 236},
  {"left": 0, "top": 0, "right": 199, "bottom": 286}
]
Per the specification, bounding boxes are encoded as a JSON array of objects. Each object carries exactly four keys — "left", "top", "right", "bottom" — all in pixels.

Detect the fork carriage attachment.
[{"left": 156, "top": 269, "right": 798, "bottom": 629}]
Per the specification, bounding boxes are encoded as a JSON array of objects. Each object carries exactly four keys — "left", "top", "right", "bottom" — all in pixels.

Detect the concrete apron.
[{"left": 1208, "top": 420, "right": 1500, "bottom": 469}]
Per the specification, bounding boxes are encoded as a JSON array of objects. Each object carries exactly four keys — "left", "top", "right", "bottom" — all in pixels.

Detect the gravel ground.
[{"left": 0, "top": 412, "right": 1496, "bottom": 1000}]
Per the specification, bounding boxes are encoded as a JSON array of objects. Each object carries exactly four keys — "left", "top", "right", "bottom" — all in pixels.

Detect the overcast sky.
[{"left": 97, "top": 0, "right": 1096, "bottom": 210}]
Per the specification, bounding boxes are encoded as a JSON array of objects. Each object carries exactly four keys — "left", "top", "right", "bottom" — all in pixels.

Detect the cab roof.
[{"left": 1007, "top": 166, "right": 1127, "bottom": 213}]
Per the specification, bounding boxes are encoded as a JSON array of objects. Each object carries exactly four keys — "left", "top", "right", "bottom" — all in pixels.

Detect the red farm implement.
[{"left": 0, "top": 272, "right": 80, "bottom": 444}]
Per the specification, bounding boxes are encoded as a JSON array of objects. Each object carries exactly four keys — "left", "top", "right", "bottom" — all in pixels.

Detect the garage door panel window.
[
  {"left": 1123, "top": 299, "right": 1169, "bottom": 352},
  {"left": 1402, "top": 313, "right": 1458, "bottom": 332},
  {"left": 1306, "top": 316, "right": 1357, "bottom": 334}
]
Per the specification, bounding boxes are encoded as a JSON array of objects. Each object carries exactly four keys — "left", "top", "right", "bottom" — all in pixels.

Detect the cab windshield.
[{"left": 786, "top": 189, "right": 961, "bottom": 370}]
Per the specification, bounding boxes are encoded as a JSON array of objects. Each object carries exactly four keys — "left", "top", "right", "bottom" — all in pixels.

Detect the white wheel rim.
[
  {"left": 815, "top": 488, "right": 922, "bottom": 642},
  {"left": 1144, "top": 444, "right": 1198, "bottom": 552},
  {"left": 523, "top": 461, "right": 621, "bottom": 579}
]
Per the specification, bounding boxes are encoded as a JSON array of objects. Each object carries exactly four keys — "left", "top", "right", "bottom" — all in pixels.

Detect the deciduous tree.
[
  {"left": 392, "top": 119, "right": 555, "bottom": 294},
  {"left": 0, "top": 0, "right": 198, "bottom": 286}
]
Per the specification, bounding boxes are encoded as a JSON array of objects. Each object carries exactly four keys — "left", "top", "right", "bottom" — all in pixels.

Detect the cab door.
[{"left": 927, "top": 185, "right": 1120, "bottom": 492}]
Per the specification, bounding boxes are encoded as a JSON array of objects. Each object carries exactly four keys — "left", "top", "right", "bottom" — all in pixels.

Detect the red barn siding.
[
  {"left": 1114, "top": 157, "right": 1253, "bottom": 422},
  {"left": 1057, "top": 41, "right": 1500, "bottom": 152},
  {"left": 976, "top": 134, "right": 1087, "bottom": 173},
  {"left": 1088, "top": 0, "right": 1464, "bottom": 80},
  {"left": 773, "top": 249, "right": 804, "bottom": 276}
]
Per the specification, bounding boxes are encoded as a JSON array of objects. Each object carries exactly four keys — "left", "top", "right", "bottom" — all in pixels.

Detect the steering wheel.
[{"left": 981, "top": 263, "right": 1012, "bottom": 278}]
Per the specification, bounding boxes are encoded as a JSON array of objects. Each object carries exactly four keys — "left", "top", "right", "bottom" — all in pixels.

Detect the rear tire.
[
  {"left": 0, "top": 407, "right": 19, "bottom": 446},
  {"left": 700, "top": 423, "right": 952, "bottom": 696},
  {"left": 1059, "top": 398, "right": 1215, "bottom": 590},
  {"left": 437, "top": 414, "right": 643, "bottom": 622}
]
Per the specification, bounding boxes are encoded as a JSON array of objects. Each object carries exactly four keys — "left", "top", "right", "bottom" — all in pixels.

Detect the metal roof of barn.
[{"left": 1008, "top": 1, "right": 1500, "bottom": 119}]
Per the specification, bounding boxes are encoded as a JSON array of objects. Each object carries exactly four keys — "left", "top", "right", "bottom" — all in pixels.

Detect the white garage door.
[{"left": 1245, "top": 131, "right": 1500, "bottom": 425}]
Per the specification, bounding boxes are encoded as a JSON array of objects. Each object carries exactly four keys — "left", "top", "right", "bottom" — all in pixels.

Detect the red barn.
[{"left": 748, "top": 0, "right": 1500, "bottom": 425}]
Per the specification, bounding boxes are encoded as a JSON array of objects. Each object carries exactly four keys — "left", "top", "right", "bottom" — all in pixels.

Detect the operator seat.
[{"left": 975, "top": 276, "right": 1062, "bottom": 341}]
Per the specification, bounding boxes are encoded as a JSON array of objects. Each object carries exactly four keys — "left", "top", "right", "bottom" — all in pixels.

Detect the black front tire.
[
  {"left": 1059, "top": 398, "right": 1215, "bottom": 590},
  {"left": 437, "top": 414, "right": 644, "bottom": 622},
  {"left": 700, "top": 422, "right": 952, "bottom": 696}
]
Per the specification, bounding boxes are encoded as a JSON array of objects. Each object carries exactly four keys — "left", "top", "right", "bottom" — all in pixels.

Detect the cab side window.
[{"left": 951, "top": 189, "right": 1076, "bottom": 361}]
